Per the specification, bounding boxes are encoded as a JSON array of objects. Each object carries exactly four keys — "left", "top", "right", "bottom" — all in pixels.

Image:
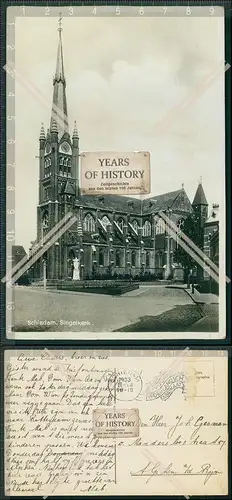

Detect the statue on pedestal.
[{"left": 72, "top": 257, "right": 80, "bottom": 281}]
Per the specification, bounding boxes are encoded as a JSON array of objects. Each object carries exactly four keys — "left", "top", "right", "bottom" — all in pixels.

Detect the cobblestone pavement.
[{"left": 13, "top": 285, "right": 193, "bottom": 333}]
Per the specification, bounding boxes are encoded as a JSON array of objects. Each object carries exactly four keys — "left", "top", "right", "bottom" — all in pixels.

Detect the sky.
[{"left": 12, "top": 8, "right": 225, "bottom": 252}]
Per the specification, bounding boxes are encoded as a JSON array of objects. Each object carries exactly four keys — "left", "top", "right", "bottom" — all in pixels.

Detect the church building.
[{"left": 32, "top": 21, "right": 209, "bottom": 282}]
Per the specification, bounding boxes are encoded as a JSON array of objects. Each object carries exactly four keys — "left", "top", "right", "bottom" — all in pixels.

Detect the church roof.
[
  {"left": 79, "top": 188, "right": 191, "bottom": 215},
  {"left": 80, "top": 193, "right": 141, "bottom": 213},
  {"left": 12, "top": 245, "right": 27, "bottom": 265},
  {"left": 12, "top": 245, "right": 27, "bottom": 256},
  {"left": 192, "top": 182, "right": 208, "bottom": 206},
  {"left": 142, "top": 189, "right": 186, "bottom": 214}
]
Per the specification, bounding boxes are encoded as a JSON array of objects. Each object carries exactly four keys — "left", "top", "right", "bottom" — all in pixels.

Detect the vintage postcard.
[
  {"left": 5, "top": 5, "right": 227, "bottom": 340},
  {"left": 4, "top": 349, "right": 228, "bottom": 496}
]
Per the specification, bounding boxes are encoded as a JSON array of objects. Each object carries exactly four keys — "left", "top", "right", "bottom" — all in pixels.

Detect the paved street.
[{"left": 13, "top": 285, "right": 193, "bottom": 332}]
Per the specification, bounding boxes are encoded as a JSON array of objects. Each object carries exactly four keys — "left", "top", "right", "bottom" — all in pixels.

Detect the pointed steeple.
[
  {"left": 192, "top": 179, "right": 208, "bottom": 206},
  {"left": 51, "top": 118, "right": 58, "bottom": 134},
  {"left": 50, "top": 14, "right": 69, "bottom": 139},
  {"left": 39, "top": 123, "right": 46, "bottom": 140},
  {"left": 72, "top": 121, "right": 78, "bottom": 139}
]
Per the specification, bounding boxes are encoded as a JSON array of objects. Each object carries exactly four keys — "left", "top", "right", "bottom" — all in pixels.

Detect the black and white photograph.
[{"left": 7, "top": 5, "right": 226, "bottom": 339}]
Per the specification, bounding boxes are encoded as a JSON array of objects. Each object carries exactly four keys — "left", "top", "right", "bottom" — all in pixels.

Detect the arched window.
[
  {"left": 177, "top": 218, "right": 184, "bottom": 232},
  {"left": 68, "top": 249, "right": 75, "bottom": 260},
  {"left": 143, "top": 220, "right": 151, "bottom": 237},
  {"left": 99, "top": 248, "right": 104, "bottom": 266},
  {"left": 116, "top": 249, "right": 121, "bottom": 267},
  {"left": 131, "top": 250, "right": 136, "bottom": 267},
  {"left": 44, "top": 160, "right": 48, "bottom": 178},
  {"left": 64, "top": 158, "right": 68, "bottom": 166},
  {"left": 174, "top": 217, "right": 185, "bottom": 245},
  {"left": 156, "top": 252, "right": 163, "bottom": 268},
  {"left": 131, "top": 220, "right": 138, "bottom": 234},
  {"left": 83, "top": 213, "right": 95, "bottom": 233},
  {"left": 68, "top": 250, "right": 75, "bottom": 278},
  {"left": 156, "top": 217, "right": 166, "bottom": 235},
  {"left": 146, "top": 251, "right": 150, "bottom": 268},
  {"left": 43, "top": 187, "right": 50, "bottom": 201},
  {"left": 60, "top": 157, "right": 64, "bottom": 166},
  {"left": 67, "top": 159, "right": 72, "bottom": 177},
  {"left": 42, "top": 211, "right": 49, "bottom": 229},
  {"left": 117, "top": 217, "right": 125, "bottom": 231},
  {"left": 101, "top": 215, "right": 111, "bottom": 230}
]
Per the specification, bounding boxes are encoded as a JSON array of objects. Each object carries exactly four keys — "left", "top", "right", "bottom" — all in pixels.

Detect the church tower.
[
  {"left": 192, "top": 179, "right": 208, "bottom": 279},
  {"left": 37, "top": 16, "right": 79, "bottom": 279},
  {"left": 192, "top": 179, "right": 208, "bottom": 228}
]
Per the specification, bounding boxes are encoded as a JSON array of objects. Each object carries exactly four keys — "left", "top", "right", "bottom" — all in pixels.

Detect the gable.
[{"left": 170, "top": 190, "right": 193, "bottom": 214}]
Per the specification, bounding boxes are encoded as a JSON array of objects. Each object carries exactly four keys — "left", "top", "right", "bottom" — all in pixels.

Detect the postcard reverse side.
[{"left": 5, "top": 349, "right": 228, "bottom": 496}]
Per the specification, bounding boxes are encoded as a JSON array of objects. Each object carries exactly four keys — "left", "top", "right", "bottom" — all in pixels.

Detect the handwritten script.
[{"left": 5, "top": 350, "right": 228, "bottom": 496}]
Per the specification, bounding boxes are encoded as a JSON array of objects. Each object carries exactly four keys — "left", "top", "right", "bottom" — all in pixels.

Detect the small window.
[
  {"left": 131, "top": 250, "right": 136, "bottom": 267},
  {"left": 146, "top": 251, "right": 150, "bottom": 267},
  {"left": 116, "top": 249, "right": 121, "bottom": 267},
  {"left": 101, "top": 216, "right": 111, "bottom": 230},
  {"left": 156, "top": 218, "right": 165, "bottom": 235},
  {"left": 83, "top": 213, "right": 96, "bottom": 233},
  {"left": 177, "top": 218, "right": 184, "bottom": 232},
  {"left": 99, "top": 248, "right": 104, "bottom": 266},
  {"left": 117, "top": 218, "right": 125, "bottom": 231},
  {"left": 131, "top": 220, "right": 138, "bottom": 234},
  {"left": 143, "top": 220, "right": 151, "bottom": 237},
  {"left": 42, "top": 211, "right": 49, "bottom": 229}
]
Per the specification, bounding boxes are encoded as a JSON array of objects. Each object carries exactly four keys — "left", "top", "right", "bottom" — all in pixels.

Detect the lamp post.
[
  {"left": 54, "top": 240, "right": 59, "bottom": 279},
  {"left": 140, "top": 239, "right": 145, "bottom": 277},
  {"left": 191, "top": 274, "right": 195, "bottom": 294},
  {"left": 77, "top": 207, "right": 84, "bottom": 280},
  {"left": 165, "top": 209, "right": 172, "bottom": 279},
  {"left": 42, "top": 256, "right": 47, "bottom": 290},
  {"left": 153, "top": 214, "right": 158, "bottom": 277},
  {"left": 107, "top": 223, "right": 114, "bottom": 276}
]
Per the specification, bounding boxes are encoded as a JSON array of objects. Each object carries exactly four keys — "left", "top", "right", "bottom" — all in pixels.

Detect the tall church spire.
[{"left": 50, "top": 14, "right": 69, "bottom": 139}]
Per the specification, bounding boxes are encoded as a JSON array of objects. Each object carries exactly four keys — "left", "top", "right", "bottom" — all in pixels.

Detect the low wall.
[
  {"left": 57, "top": 281, "right": 139, "bottom": 295},
  {"left": 31, "top": 278, "right": 172, "bottom": 288}
]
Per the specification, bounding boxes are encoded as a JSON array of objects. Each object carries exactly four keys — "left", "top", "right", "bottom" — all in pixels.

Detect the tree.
[{"left": 173, "top": 212, "right": 204, "bottom": 275}]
